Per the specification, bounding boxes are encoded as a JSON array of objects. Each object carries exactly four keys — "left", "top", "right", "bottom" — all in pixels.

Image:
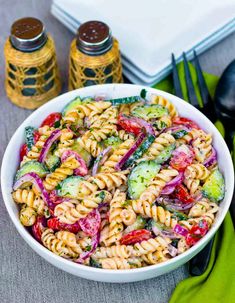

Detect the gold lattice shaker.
[
  {"left": 69, "top": 20, "right": 123, "bottom": 90},
  {"left": 4, "top": 17, "right": 61, "bottom": 109}
]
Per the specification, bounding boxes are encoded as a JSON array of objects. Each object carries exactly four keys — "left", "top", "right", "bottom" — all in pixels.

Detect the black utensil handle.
[{"left": 189, "top": 238, "right": 214, "bottom": 276}]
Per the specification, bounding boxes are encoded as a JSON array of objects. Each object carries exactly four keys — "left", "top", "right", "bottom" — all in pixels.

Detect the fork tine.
[
  {"left": 183, "top": 52, "right": 199, "bottom": 108},
  {"left": 193, "top": 50, "right": 217, "bottom": 122},
  {"left": 171, "top": 54, "right": 183, "bottom": 99}
]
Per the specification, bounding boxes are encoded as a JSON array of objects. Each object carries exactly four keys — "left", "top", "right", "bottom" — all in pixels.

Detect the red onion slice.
[
  {"left": 39, "top": 129, "right": 61, "bottom": 163},
  {"left": 92, "top": 147, "right": 112, "bottom": 176},
  {"left": 115, "top": 132, "right": 146, "bottom": 171},
  {"left": 167, "top": 244, "right": 178, "bottom": 257},
  {"left": 13, "top": 172, "right": 54, "bottom": 208},
  {"left": 165, "top": 125, "right": 190, "bottom": 133},
  {"left": 61, "top": 150, "right": 88, "bottom": 176},
  {"left": 131, "top": 116, "right": 155, "bottom": 136},
  {"left": 79, "top": 209, "right": 101, "bottom": 236},
  {"left": 203, "top": 147, "right": 217, "bottom": 167},
  {"left": 32, "top": 216, "right": 47, "bottom": 242},
  {"left": 156, "top": 196, "right": 195, "bottom": 211},
  {"left": 161, "top": 172, "right": 184, "bottom": 195},
  {"left": 173, "top": 224, "right": 189, "bottom": 237},
  {"left": 75, "top": 232, "right": 100, "bottom": 263}
]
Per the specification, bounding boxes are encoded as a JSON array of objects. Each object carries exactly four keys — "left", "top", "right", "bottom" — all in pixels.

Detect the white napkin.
[{"left": 51, "top": 0, "right": 235, "bottom": 85}]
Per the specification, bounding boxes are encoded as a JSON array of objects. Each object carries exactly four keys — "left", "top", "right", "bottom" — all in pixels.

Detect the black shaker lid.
[
  {"left": 10, "top": 17, "right": 47, "bottom": 52},
  {"left": 77, "top": 21, "right": 113, "bottom": 56}
]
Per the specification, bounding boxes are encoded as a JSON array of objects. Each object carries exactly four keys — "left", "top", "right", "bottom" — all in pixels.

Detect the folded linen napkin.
[{"left": 153, "top": 62, "right": 235, "bottom": 303}]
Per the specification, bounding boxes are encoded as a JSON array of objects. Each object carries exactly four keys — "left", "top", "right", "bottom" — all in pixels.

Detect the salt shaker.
[
  {"left": 4, "top": 17, "right": 61, "bottom": 109},
  {"left": 69, "top": 20, "right": 123, "bottom": 90}
]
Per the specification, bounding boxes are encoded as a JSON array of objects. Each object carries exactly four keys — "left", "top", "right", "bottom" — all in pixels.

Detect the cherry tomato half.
[
  {"left": 174, "top": 184, "right": 194, "bottom": 203},
  {"left": 47, "top": 217, "right": 81, "bottom": 233},
  {"left": 117, "top": 113, "right": 142, "bottom": 135},
  {"left": 40, "top": 112, "right": 62, "bottom": 128},
  {"left": 120, "top": 229, "right": 151, "bottom": 245},
  {"left": 170, "top": 146, "right": 194, "bottom": 171},
  {"left": 19, "top": 143, "right": 28, "bottom": 162},
  {"left": 33, "top": 130, "right": 41, "bottom": 143},
  {"left": 173, "top": 117, "right": 200, "bottom": 130},
  {"left": 186, "top": 220, "right": 209, "bottom": 246},
  {"left": 32, "top": 217, "right": 46, "bottom": 242}
]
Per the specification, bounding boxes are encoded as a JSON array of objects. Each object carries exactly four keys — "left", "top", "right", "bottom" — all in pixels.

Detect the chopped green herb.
[
  {"left": 85, "top": 245, "right": 92, "bottom": 252},
  {"left": 55, "top": 184, "right": 62, "bottom": 190},
  {"left": 54, "top": 121, "right": 61, "bottom": 128}
]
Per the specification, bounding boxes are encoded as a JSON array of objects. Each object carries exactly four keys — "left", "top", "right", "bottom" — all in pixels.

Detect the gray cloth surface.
[{"left": 0, "top": 1, "right": 235, "bottom": 302}]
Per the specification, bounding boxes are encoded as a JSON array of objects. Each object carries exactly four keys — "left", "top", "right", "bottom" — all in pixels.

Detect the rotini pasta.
[
  {"left": 132, "top": 200, "right": 178, "bottom": 229},
  {"left": 140, "top": 168, "right": 179, "bottom": 203},
  {"left": 143, "top": 133, "right": 175, "bottom": 160},
  {"left": 13, "top": 93, "right": 224, "bottom": 270},
  {"left": 43, "top": 156, "right": 80, "bottom": 190},
  {"left": 101, "top": 139, "right": 135, "bottom": 172},
  {"left": 54, "top": 190, "right": 112, "bottom": 224},
  {"left": 151, "top": 95, "right": 177, "bottom": 117},
  {"left": 21, "top": 126, "right": 54, "bottom": 165}
]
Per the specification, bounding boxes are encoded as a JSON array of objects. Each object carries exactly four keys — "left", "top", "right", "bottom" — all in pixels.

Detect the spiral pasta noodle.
[
  {"left": 132, "top": 200, "right": 179, "bottom": 229},
  {"left": 41, "top": 228, "right": 81, "bottom": 258},
  {"left": 77, "top": 136, "right": 102, "bottom": 157},
  {"left": 101, "top": 139, "right": 135, "bottom": 172},
  {"left": 43, "top": 156, "right": 80, "bottom": 190},
  {"left": 13, "top": 93, "right": 223, "bottom": 270},
  {"left": 19, "top": 206, "right": 37, "bottom": 226},
  {"left": 54, "top": 191, "right": 112, "bottom": 224},
  {"left": 101, "top": 257, "right": 142, "bottom": 269},
  {"left": 151, "top": 95, "right": 177, "bottom": 117},
  {"left": 55, "top": 129, "right": 74, "bottom": 157},
  {"left": 77, "top": 171, "right": 128, "bottom": 198},
  {"left": 12, "top": 188, "right": 45, "bottom": 215},
  {"left": 133, "top": 236, "right": 171, "bottom": 256},
  {"left": 21, "top": 126, "right": 54, "bottom": 165},
  {"left": 192, "top": 132, "right": 212, "bottom": 163},
  {"left": 143, "top": 133, "right": 175, "bottom": 160},
  {"left": 106, "top": 190, "right": 126, "bottom": 246},
  {"left": 62, "top": 101, "right": 111, "bottom": 125},
  {"left": 184, "top": 164, "right": 209, "bottom": 181},
  {"left": 93, "top": 245, "right": 133, "bottom": 259},
  {"left": 140, "top": 168, "right": 179, "bottom": 203}
]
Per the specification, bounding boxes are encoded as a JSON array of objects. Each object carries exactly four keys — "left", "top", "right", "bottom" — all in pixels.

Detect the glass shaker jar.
[
  {"left": 4, "top": 17, "right": 61, "bottom": 109},
  {"left": 69, "top": 20, "right": 123, "bottom": 90}
]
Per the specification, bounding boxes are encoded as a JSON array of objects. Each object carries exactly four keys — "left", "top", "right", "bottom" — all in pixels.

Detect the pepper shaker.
[
  {"left": 69, "top": 20, "right": 123, "bottom": 90},
  {"left": 4, "top": 17, "right": 61, "bottom": 109}
]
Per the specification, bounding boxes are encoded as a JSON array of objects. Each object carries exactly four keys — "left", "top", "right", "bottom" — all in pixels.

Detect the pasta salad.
[{"left": 12, "top": 92, "right": 225, "bottom": 269}]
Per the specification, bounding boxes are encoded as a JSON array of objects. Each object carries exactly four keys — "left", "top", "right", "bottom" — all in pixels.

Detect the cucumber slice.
[
  {"left": 123, "top": 134, "right": 155, "bottom": 169},
  {"left": 202, "top": 169, "right": 225, "bottom": 202},
  {"left": 172, "top": 130, "right": 188, "bottom": 139},
  {"left": 104, "top": 136, "right": 122, "bottom": 148},
  {"left": 90, "top": 258, "right": 102, "bottom": 268},
  {"left": 62, "top": 96, "right": 92, "bottom": 116},
  {"left": 109, "top": 96, "right": 141, "bottom": 105},
  {"left": 15, "top": 161, "right": 48, "bottom": 180},
  {"left": 45, "top": 152, "right": 60, "bottom": 172},
  {"left": 57, "top": 176, "right": 83, "bottom": 198},
  {"left": 25, "top": 126, "right": 35, "bottom": 150},
  {"left": 71, "top": 140, "right": 92, "bottom": 166},
  {"left": 145, "top": 219, "right": 169, "bottom": 232},
  {"left": 124, "top": 216, "right": 146, "bottom": 234},
  {"left": 131, "top": 104, "right": 168, "bottom": 120},
  {"left": 154, "top": 144, "right": 176, "bottom": 164},
  {"left": 128, "top": 160, "right": 161, "bottom": 199}
]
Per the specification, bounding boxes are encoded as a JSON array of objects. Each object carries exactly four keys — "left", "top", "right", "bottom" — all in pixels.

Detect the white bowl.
[{"left": 1, "top": 84, "right": 234, "bottom": 283}]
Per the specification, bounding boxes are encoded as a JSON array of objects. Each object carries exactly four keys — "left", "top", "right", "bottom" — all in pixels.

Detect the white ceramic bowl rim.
[{"left": 1, "top": 84, "right": 234, "bottom": 276}]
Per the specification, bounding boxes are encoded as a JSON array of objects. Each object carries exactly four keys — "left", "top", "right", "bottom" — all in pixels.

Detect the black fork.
[{"left": 171, "top": 52, "right": 217, "bottom": 276}]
